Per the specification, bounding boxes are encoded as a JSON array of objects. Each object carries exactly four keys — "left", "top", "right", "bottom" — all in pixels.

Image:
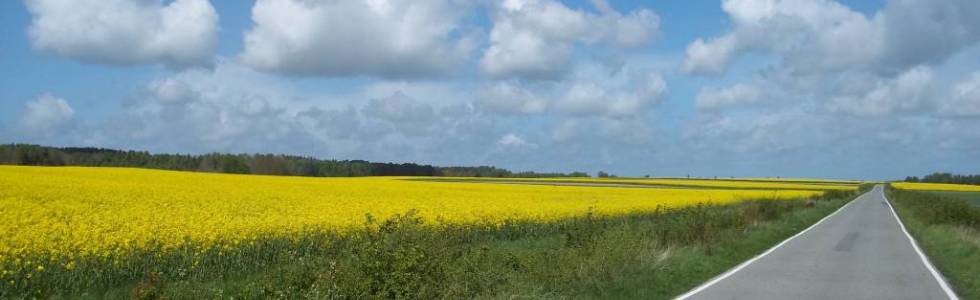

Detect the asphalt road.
[{"left": 677, "top": 185, "right": 958, "bottom": 300}]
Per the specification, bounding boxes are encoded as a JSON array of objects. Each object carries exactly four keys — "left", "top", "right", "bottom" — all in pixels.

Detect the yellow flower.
[
  {"left": 0, "top": 165, "right": 827, "bottom": 264},
  {"left": 892, "top": 182, "right": 980, "bottom": 192}
]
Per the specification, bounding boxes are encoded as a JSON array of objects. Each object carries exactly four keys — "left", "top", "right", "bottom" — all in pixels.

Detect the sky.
[{"left": 1, "top": 0, "right": 979, "bottom": 180}]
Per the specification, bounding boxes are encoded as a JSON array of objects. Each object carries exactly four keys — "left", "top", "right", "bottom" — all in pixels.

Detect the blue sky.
[{"left": 2, "top": 0, "right": 979, "bottom": 180}]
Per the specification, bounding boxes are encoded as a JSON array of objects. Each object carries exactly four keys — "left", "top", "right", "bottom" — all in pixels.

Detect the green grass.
[
  {"left": 924, "top": 190, "right": 980, "bottom": 208},
  {"left": 2, "top": 191, "right": 859, "bottom": 299},
  {"left": 887, "top": 188, "right": 980, "bottom": 299}
]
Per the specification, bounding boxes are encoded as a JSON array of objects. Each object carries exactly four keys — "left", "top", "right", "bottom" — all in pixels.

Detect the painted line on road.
[
  {"left": 673, "top": 189, "right": 864, "bottom": 300},
  {"left": 881, "top": 187, "right": 959, "bottom": 300}
]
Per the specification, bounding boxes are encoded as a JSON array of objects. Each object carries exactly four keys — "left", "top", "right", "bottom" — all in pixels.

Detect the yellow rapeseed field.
[
  {"left": 891, "top": 182, "right": 980, "bottom": 192},
  {"left": 728, "top": 178, "right": 863, "bottom": 184},
  {"left": 445, "top": 177, "right": 858, "bottom": 190},
  {"left": 0, "top": 166, "right": 822, "bottom": 268}
]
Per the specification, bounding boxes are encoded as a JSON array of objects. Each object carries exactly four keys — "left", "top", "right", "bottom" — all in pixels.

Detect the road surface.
[{"left": 678, "top": 185, "right": 957, "bottom": 300}]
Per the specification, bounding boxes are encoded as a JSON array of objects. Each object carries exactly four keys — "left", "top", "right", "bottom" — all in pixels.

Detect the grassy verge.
[
  {"left": 4, "top": 190, "right": 860, "bottom": 299},
  {"left": 887, "top": 187, "right": 980, "bottom": 299},
  {"left": 924, "top": 190, "right": 980, "bottom": 208}
]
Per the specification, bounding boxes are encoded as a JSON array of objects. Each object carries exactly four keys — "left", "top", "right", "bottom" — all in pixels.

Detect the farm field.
[
  {"left": 891, "top": 182, "right": 980, "bottom": 192},
  {"left": 890, "top": 183, "right": 980, "bottom": 207},
  {"left": 644, "top": 177, "right": 863, "bottom": 185},
  {"left": 421, "top": 176, "right": 861, "bottom": 191},
  {"left": 0, "top": 165, "right": 839, "bottom": 298}
]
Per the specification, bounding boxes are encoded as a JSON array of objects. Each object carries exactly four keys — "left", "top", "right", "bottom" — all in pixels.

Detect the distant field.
[
  {"left": 653, "top": 177, "right": 863, "bottom": 185},
  {"left": 420, "top": 177, "right": 860, "bottom": 191},
  {"left": 891, "top": 182, "right": 980, "bottom": 192},
  {"left": 891, "top": 182, "right": 980, "bottom": 207}
]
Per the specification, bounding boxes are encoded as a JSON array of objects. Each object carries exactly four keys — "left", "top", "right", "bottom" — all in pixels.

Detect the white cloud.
[
  {"left": 684, "top": 111, "right": 836, "bottom": 154},
  {"left": 107, "top": 61, "right": 308, "bottom": 151},
  {"left": 26, "top": 0, "right": 217, "bottom": 67},
  {"left": 827, "top": 65, "right": 936, "bottom": 117},
  {"left": 147, "top": 78, "right": 200, "bottom": 105},
  {"left": 683, "top": 0, "right": 980, "bottom": 76},
  {"left": 942, "top": 71, "right": 980, "bottom": 116},
  {"left": 478, "top": 82, "right": 549, "bottom": 114},
  {"left": 65, "top": 61, "right": 500, "bottom": 163},
  {"left": 696, "top": 83, "right": 764, "bottom": 111},
  {"left": 361, "top": 92, "right": 437, "bottom": 136},
  {"left": 481, "top": 0, "right": 659, "bottom": 79},
  {"left": 682, "top": 35, "right": 738, "bottom": 75},
  {"left": 240, "top": 0, "right": 475, "bottom": 78},
  {"left": 497, "top": 133, "right": 536, "bottom": 149},
  {"left": 554, "top": 71, "right": 666, "bottom": 117},
  {"left": 878, "top": 0, "right": 980, "bottom": 72},
  {"left": 682, "top": 0, "right": 881, "bottom": 75},
  {"left": 476, "top": 61, "right": 667, "bottom": 119},
  {"left": 17, "top": 94, "right": 75, "bottom": 137}
]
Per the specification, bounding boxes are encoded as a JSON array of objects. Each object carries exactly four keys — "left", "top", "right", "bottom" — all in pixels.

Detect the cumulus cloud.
[
  {"left": 147, "top": 78, "right": 200, "bottom": 105},
  {"left": 678, "top": 0, "right": 980, "bottom": 152},
  {"left": 240, "top": 0, "right": 475, "bottom": 78},
  {"left": 827, "top": 66, "right": 936, "bottom": 117},
  {"left": 682, "top": 0, "right": 881, "bottom": 75},
  {"left": 361, "top": 92, "right": 437, "bottom": 136},
  {"left": 683, "top": 0, "right": 980, "bottom": 76},
  {"left": 99, "top": 62, "right": 310, "bottom": 152},
  {"left": 696, "top": 83, "right": 764, "bottom": 111},
  {"left": 548, "top": 116, "right": 656, "bottom": 148},
  {"left": 475, "top": 61, "right": 667, "bottom": 121},
  {"left": 58, "top": 61, "right": 495, "bottom": 163},
  {"left": 17, "top": 94, "right": 76, "bottom": 137},
  {"left": 477, "top": 82, "right": 549, "bottom": 114},
  {"left": 682, "top": 35, "right": 739, "bottom": 75},
  {"left": 481, "top": 0, "right": 659, "bottom": 79},
  {"left": 554, "top": 71, "right": 666, "bottom": 117},
  {"left": 497, "top": 133, "right": 536, "bottom": 149},
  {"left": 941, "top": 71, "right": 980, "bottom": 116},
  {"left": 25, "top": 0, "right": 218, "bottom": 67},
  {"left": 684, "top": 111, "right": 842, "bottom": 154},
  {"left": 878, "top": 0, "right": 980, "bottom": 72},
  {"left": 677, "top": 0, "right": 980, "bottom": 175}
]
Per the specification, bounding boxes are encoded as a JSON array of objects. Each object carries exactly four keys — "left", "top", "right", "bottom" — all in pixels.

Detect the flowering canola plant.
[
  {"left": 444, "top": 177, "right": 858, "bottom": 190},
  {"left": 891, "top": 182, "right": 980, "bottom": 192},
  {"left": 0, "top": 166, "right": 823, "bottom": 269}
]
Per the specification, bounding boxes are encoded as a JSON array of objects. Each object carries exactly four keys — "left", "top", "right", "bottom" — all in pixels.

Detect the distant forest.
[
  {"left": 904, "top": 172, "right": 980, "bottom": 185},
  {"left": 0, "top": 144, "right": 589, "bottom": 178}
]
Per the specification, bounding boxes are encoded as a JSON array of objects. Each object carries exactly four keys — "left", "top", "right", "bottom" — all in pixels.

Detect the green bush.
[{"left": 889, "top": 190, "right": 980, "bottom": 229}]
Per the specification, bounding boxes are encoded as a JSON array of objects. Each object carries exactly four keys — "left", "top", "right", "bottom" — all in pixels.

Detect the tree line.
[
  {"left": 0, "top": 144, "right": 589, "bottom": 178},
  {"left": 904, "top": 172, "right": 980, "bottom": 185}
]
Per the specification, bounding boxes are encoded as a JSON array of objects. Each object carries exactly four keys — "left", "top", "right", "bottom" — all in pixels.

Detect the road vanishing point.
[{"left": 677, "top": 185, "right": 958, "bottom": 300}]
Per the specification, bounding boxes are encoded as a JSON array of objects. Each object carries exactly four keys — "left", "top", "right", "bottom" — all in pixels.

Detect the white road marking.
[
  {"left": 673, "top": 191, "right": 862, "bottom": 300},
  {"left": 881, "top": 187, "right": 959, "bottom": 300}
]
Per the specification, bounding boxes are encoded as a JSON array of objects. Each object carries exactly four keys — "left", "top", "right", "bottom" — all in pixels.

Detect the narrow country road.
[{"left": 678, "top": 185, "right": 957, "bottom": 300}]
